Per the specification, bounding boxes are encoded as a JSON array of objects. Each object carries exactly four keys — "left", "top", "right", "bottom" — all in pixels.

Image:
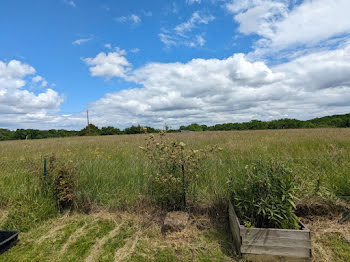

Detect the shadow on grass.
[{"left": 188, "top": 200, "right": 238, "bottom": 260}]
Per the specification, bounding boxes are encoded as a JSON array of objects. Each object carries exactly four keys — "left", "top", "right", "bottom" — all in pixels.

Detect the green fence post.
[{"left": 43, "top": 158, "right": 47, "bottom": 181}]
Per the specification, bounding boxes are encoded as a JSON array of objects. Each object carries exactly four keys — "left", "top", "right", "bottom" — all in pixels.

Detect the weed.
[
  {"left": 140, "top": 131, "right": 220, "bottom": 210},
  {"left": 47, "top": 154, "right": 76, "bottom": 210},
  {"left": 231, "top": 159, "right": 299, "bottom": 229}
]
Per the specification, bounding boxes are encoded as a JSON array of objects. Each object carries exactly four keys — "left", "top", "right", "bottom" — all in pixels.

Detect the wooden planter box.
[{"left": 228, "top": 200, "right": 312, "bottom": 262}]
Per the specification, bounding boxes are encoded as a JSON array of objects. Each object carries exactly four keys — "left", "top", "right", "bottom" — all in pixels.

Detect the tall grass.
[{"left": 1, "top": 129, "right": 349, "bottom": 231}]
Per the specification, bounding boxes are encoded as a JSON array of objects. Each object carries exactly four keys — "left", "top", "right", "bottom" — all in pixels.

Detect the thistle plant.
[{"left": 140, "top": 130, "right": 220, "bottom": 211}]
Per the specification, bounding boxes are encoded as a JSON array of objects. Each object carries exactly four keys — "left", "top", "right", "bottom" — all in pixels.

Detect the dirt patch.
[
  {"left": 162, "top": 212, "right": 189, "bottom": 233},
  {"left": 305, "top": 217, "right": 350, "bottom": 242},
  {"left": 304, "top": 216, "right": 350, "bottom": 262},
  {"left": 0, "top": 210, "right": 8, "bottom": 226},
  {"left": 296, "top": 200, "right": 349, "bottom": 219}
]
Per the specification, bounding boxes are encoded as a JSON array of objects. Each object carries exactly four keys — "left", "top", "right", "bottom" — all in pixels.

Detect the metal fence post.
[
  {"left": 43, "top": 158, "right": 47, "bottom": 181},
  {"left": 182, "top": 163, "right": 186, "bottom": 211}
]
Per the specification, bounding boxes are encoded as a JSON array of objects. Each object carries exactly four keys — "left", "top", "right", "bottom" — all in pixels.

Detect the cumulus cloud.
[
  {"left": 275, "top": 44, "right": 350, "bottom": 91},
  {"left": 4, "top": 43, "right": 350, "bottom": 129},
  {"left": 83, "top": 47, "right": 132, "bottom": 79},
  {"left": 81, "top": 43, "right": 350, "bottom": 129},
  {"left": 160, "top": 11, "right": 214, "bottom": 48},
  {"left": 0, "top": 60, "right": 35, "bottom": 89},
  {"left": 226, "top": 0, "right": 350, "bottom": 56},
  {"left": 0, "top": 59, "right": 64, "bottom": 129},
  {"left": 32, "top": 75, "right": 48, "bottom": 87}
]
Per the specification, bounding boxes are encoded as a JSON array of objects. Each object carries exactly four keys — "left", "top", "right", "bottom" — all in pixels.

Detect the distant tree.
[
  {"left": 124, "top": 125, "right": 158, "bottom": 134},
  {"left": 1, "top": 113, "right": 350, "bottom": 142},
  {"left": 101, "top": 126, "right": 121, "bottom": 135},
  {"left": 124, "top": 125, "right": 143, "bottom": 134},
  {"left": 201, "top": 124, "right": 208, "bottom": 131},
  {"left": 14, "top": 129, "right": 28, "bottom": 140},
  {"left": 79, "top": 124, "right": 101, "bottom": 136},
  {"left": 0, "top": 129, "right": 14, "bottom": 141},
  {"left": 180, "top": 123, "right": 203, "bottom": 132},
  {"left": 247, "top": 120, "right": 268, "bottom": 130}
]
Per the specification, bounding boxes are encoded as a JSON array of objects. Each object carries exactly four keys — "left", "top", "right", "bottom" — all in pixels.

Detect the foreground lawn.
[
  {"left": 1, "top": 210, "right": 349, "bottom": 262},
  {"left": 0, "top": 211, "right": 235, "bottom": 262}
]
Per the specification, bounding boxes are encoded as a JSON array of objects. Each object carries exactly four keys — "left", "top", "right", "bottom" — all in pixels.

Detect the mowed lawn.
[
  {"left": 0, "top": 211, "right": 235, "bottom": 262},
  {"left": 0, "top": 129, "right": 349, "bottom": 261}
]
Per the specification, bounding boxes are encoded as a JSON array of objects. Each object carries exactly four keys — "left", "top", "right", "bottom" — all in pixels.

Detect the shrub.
[
  {"left": 46, "top": 154, "right": 76, "bottom": 210},
  {"left": 231, "top": 159, "right": 299, "bottom": 229},
  {"left": 140, "top": 131, "right": 219, "bottom": 210}
]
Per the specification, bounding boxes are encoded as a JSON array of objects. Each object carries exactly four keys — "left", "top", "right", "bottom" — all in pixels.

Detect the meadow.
[{"left": 0, "top": 129, "right": 349, "bottom": 261}]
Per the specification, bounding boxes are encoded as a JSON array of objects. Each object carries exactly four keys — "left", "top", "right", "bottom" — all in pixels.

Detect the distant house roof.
[{"left": 180, "top": 130, "right": 192, "bottom": 133}]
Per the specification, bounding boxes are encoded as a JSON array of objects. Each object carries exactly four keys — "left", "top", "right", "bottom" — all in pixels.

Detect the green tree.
[{"left": 79, "top": 124, "right": 101, "bottom": 136}]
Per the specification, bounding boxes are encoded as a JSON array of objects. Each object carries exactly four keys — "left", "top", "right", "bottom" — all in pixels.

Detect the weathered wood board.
[{"left": 228, "top": 200, "right": 312, "bottom": 262}]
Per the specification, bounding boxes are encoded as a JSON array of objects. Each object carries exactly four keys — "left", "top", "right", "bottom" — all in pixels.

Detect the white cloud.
[
  {"left": 175, "top": 11, "right": 215, "bottom": 36},
  {"left": 269, "top": 0, "right": 350, "bottom": 48},
  {"left": 130, "top": 48, "right": 140, "bottom": 53},
  {"left": 274, "top": 44, "right": 350, "bottom": 91},
  {"left": 0, "top": 59, "right": 64, "bottom": 129},
  {"left": 160, "top": 11, "right": 214, "bottom": 48},
  {"left": 83, "top": 47, "right": 131, "bottom": 79},
  {"left": 72, "top": 38, "right": 92, "bottom": 45},
  {"left": 0, "top": 60, "right": 35, "bottom": 89},
  {"left": 115, "top": 14, "right": 141, "bottom": 24},
  {"left": 32, "top": 75, "right": 48, "bottom": 87},
  {"left": 187, "top": 0, "right": 202, "bottom": 5},
  {"left": 104, "top": 43, "right": 112, "bottom": 49},
  {"left": 130, "top": 14, "right": 141, "bottom": 24},
  {"left": 232, "top": 1, "right": 288, "bottom": 37},
  {"left": 64, "top": 0, "right": 76, "bottom": 7},
  {"left": 194, "top": 35, "right": 205, "bottom": 47},
  {"left": 226, "top": 0, "right": 350, "bottom": 56},
  {"left": 80, "top": 43, "right": 350, "bottom": 129},
  {"left": 159, "top": 32, "right": 177, "bottom": 47},
  {"left": 32, "top": 75, "right": 43, "bottom": 83},
  {"left": 4, "top": 43, "right": 350, "bottom": 129},
  {"left": 142, "top": 10, "right": 152, "bottom": 17},
  {"left": 41, "top": 80, "right": 48, "bottom": 87}
]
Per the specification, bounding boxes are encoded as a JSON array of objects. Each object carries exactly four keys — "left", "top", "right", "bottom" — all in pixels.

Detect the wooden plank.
[
  {"left": 240, "top": 227, "right": 310, "bottom": 241},
  {"left": 241, "top": 244, "right": 311, "bottom": 258},
  {"left": 228, "top": 201, "right": 312, "bottom": 260},
  {"left": 242, "top": 237, "right": 312, "bottom": 249},
  {"left": 244, "top": 253, "right": 311, "bottom": 262},
  {"left": 228, "top": 200, "right": 241, "bottom": 255}
]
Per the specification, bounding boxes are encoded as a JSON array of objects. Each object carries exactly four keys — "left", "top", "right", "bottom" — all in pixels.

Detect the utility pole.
[{"left": 87, "top": 110, "right": 90, "bottom": 135}]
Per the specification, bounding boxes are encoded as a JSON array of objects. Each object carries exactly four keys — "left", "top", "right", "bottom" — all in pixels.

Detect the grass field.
[{"left": 0, "top": 129, "right": 349, "bottom": 261}]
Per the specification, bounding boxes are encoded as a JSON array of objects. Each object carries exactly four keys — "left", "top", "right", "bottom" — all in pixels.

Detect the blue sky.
[{"left": 1, "top": 0, "right": 350, "bottom": 130}]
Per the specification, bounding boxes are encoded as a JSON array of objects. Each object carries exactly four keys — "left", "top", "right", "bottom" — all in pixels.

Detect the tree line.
[{"left": 1, "top": 113, "right": 350, "bottom": 141}]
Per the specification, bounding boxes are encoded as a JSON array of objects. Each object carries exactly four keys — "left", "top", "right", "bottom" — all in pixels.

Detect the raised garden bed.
[
  {"left": 0, "top": 230, "right": 20, "bottom": 254},
  {"left": 228, "top": 200, "right": 312, "bottom": 262}
]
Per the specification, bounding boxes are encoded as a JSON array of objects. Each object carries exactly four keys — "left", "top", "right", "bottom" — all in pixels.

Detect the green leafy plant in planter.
[
  {"left": 232, "top": 159, "right": 299, "bottom": 229},
  {"left": 140, "top": 130, "right": 220, "bottom": 211}
]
